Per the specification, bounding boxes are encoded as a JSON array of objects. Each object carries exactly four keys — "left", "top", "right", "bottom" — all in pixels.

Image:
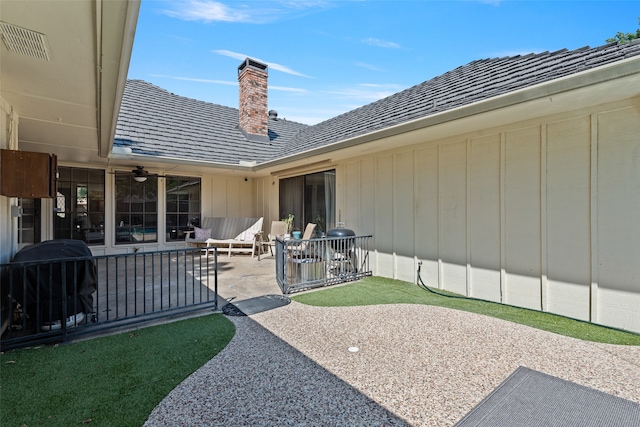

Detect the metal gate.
[
  {"left": 275, "top": 235, "right": 372, "bottom": 294},
  {"left": 1, "top": 248, "right": 218, "bottom": 351}
]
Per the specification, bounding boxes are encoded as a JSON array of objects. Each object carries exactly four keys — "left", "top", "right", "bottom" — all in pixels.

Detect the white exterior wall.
[
  {"left": 595, "top": 107, "right": 640, "bottom": 332},
  {"left": 0, "top": 97, "right": 19, "bottom": 264},
  {"left": 254, "top": 175, "right": 280, "bottom": 229},
  {"left": 328, "top": 99, "right": 640, "bottom": 333},
  {"left": 201, "top": 175, "right": 256, "bottom": 219}
]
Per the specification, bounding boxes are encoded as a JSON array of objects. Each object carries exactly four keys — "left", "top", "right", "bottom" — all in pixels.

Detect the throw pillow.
[{"left": 194, "top": 227, "right": 211, "bottom": 240}]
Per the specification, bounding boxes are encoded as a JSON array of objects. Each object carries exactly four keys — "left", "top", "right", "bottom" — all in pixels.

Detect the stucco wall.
[{"left": 330, "top": 99, "right": 640, "bottom": 333}]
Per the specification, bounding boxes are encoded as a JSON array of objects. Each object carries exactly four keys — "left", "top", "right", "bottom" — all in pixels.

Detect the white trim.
[
  {"left": 589, "top": 113, "right": 599, "bottom": 324},
  {"left": 540, "top": 124, "right": 548, "bottom": 311},
  {"left": 499, "top": 132, "right": 506, "bottom": 303},
  {"left": 466, "top": 138, "right": 472, "bottom": 297}
]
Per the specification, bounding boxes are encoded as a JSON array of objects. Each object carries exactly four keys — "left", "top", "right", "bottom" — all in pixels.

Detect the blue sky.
[{"left": 127, "top": 1, "right": 639, "bottom": 124}]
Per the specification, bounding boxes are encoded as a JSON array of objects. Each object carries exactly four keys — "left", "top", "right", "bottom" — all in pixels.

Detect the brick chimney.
[{"left": 238, "top": 58, "right": 268, "bottom": 140}]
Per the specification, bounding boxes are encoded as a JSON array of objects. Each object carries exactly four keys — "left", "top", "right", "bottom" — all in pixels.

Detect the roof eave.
[
  {"left": 109, "top": 149, "right": 256, "bottom": 172},
  {"left": 98, "top": 0, "right": 141, "bottom": 158}
]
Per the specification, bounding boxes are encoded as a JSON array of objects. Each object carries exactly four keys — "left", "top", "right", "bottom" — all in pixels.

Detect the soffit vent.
[{"left": 0, "top": 21, "right": 51, "bottom": 61}]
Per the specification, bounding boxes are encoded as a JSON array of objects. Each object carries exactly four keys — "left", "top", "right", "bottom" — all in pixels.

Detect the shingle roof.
[
  {"left": 279, "top": 41, "right": 640, "bottom": 156},
  {"left": 114, "top": 41, "right": 640, "bottom": 166},
  {"left": 114, "top": 80, "right": 308, "bottom": 165}
]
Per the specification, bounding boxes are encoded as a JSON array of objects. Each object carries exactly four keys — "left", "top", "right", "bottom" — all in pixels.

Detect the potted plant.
[
  {"left": 291, "top": 228, "right": 302, "bottom": 239},
  {"left": 281, "top": 213, "right": 294, "bottom": 239}
]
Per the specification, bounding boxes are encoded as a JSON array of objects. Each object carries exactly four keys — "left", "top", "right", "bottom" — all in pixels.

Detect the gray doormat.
[
  {"left": 455, "top": 366, "right": 640, "bottom": 426},
  {"left": 222, "top": 295, "right": 291, "bottom": 316}
]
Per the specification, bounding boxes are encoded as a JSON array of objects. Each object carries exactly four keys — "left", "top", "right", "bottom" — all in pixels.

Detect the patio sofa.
[{"left": 185, "top": 217, "right": 263, "bottom": 257}]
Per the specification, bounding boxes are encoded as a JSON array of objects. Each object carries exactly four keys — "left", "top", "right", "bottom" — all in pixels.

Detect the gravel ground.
[{"left": 144, "top": 302, "right": 640, "bottom": 426}]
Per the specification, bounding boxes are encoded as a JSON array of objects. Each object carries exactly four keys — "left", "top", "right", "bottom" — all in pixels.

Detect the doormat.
[
  {"left": 455, "top": 366, "right": 640, "bottom": 426},
  {"left": 222, "top": 295, "right": 291, "bottom": 317}
]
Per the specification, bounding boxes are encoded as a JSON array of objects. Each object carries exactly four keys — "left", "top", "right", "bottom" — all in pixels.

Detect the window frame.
[
  {"left": 165, "top": 176, "right": 201, "bottom": 242},
  {"left": 54, "top": 166, "right": 105, "bottom": 245},
  {"left": 114, "top": 172, "right": 158, "bottom": 245}
]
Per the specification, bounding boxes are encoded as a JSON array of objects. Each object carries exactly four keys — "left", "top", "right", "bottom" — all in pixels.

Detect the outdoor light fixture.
[{"left": 132, "top": 166, "right": 149, "bottom": 182}]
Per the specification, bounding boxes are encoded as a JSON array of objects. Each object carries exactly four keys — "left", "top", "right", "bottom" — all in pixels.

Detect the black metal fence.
[
  {"left": 1, "top": 248, "right": 218, "bottom": 351},
  {"left": 275, "top": 235, "right": 372, "bottom": 294}
]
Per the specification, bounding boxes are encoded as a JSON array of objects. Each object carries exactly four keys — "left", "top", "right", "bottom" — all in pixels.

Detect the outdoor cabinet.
[{"left": 0, "top": 149, "right": 57, "bottom": 198}]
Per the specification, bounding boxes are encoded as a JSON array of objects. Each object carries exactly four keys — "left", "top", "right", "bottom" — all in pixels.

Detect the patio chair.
[
  {"left": 288, "top": 223, "right": 317, "bottom": 259},
  {"left": 258, "top": 220, "right": 288, "bottom": 260},
  {"left": 301, "top": 222, "right": 317, "bottom": 240}
]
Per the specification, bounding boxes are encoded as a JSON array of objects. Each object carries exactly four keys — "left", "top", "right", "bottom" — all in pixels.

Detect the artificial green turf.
[
  {"left": 1, "top": 314, "right": 235, "bottom": 427},
  {"left": 292, "top": 277, "right": 640, "bottom": 346}
]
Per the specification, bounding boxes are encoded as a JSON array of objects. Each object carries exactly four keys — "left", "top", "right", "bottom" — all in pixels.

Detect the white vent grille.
[{"left": 0, "top": 21, "right": 51, "bottom": 61}]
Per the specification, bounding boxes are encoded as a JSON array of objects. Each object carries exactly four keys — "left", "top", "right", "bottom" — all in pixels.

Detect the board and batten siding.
[
  {"left": 596, "top": 107, "right": 640, "bottom": 332},
  {"left": 334, "top": 103, "right": 640, "bottom": 333},
  {"left": 201, "top": 175, "right": 256, "bottom": 219}
]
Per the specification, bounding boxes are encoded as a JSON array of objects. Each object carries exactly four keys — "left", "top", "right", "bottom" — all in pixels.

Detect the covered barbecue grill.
[
  {"left": 7, "top": 239, "right": 96, "bottom": 331},
  {"left": 326, "top": 226, "right": 356, "bottom": 242},
  {"left": 326, "top": 226, "right": 357, "bottom": 274}
]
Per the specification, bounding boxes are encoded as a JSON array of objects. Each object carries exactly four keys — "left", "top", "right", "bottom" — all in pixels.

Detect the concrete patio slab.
[{"left": 212, "top": 253, "right": 282, "bottom": 304}]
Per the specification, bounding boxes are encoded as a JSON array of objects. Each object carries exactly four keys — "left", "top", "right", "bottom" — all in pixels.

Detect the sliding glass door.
[{"left": 279, "top": 169, "right": 335, "bottom": 236}]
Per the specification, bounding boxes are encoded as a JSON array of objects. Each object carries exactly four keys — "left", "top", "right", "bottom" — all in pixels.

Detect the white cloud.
[
  {"left": 271, "top": 85, "right": 307, "bottom": 93},
  {"left": 354, "top": 61, "right": 385, "bottom": 72},
  {"left": 162, "top": 0, "right": 332, "bottom": 24},
  {"left": 212, "top": 49, "right": 248, "bottom": 61},
  {"left": 162, "top": 1, "right": 254, "bottom": 23},
  {"left": 362, "top": 37, "right": 401, "bottom": 49},
  {"left": 213, "top": 49, "right": 312, "bottom": 78},
  {"left": 148, "top": 74, "right": 306, "bottom": 93}
]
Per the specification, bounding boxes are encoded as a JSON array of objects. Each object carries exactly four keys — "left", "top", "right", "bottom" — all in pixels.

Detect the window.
[
  {"left": 279, "top": 169, "right": 335, "bottom": 235},
  {"left": 18, "top": 198, "right": 39, "bottom": 245},
  {"left": 54, "top": 167, "right": 105, "bottom": 245},
  {"left": 166, "top": 176, "right": 201, "bottom": 241},
  {"left": 115, "top": 173, "right": 157, "bottom": 244}
]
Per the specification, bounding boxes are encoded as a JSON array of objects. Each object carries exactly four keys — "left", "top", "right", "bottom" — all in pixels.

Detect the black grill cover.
[
  {"left": 8, "top": 239, "right": 96, "bottom": 322},
  {"left": 326, "top": 228, "right": 356, "bottom": 252},
  {"left": 326, "top": 228, "right": 355, "bottom": 238}
]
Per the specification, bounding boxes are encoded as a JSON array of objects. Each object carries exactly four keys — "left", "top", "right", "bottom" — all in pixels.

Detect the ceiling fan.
[
  {"left": 112, "top": 166, "right": 166, "bottom": 182},
  {"left": 131, "top": 166, "right": 150, "bottom": 182}
]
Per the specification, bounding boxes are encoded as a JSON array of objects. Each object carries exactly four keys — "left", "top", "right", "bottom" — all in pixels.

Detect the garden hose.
[
  {"left": 415, "top": 261, "right": 640, "bottom": 338},
  {"left": 416, "top": 260, "right": 468, "bottom": 300}
]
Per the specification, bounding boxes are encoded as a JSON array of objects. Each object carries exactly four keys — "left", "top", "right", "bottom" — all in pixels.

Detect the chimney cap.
[{"left": 238, "top": 58, "right": 268, "bottom": 75}]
